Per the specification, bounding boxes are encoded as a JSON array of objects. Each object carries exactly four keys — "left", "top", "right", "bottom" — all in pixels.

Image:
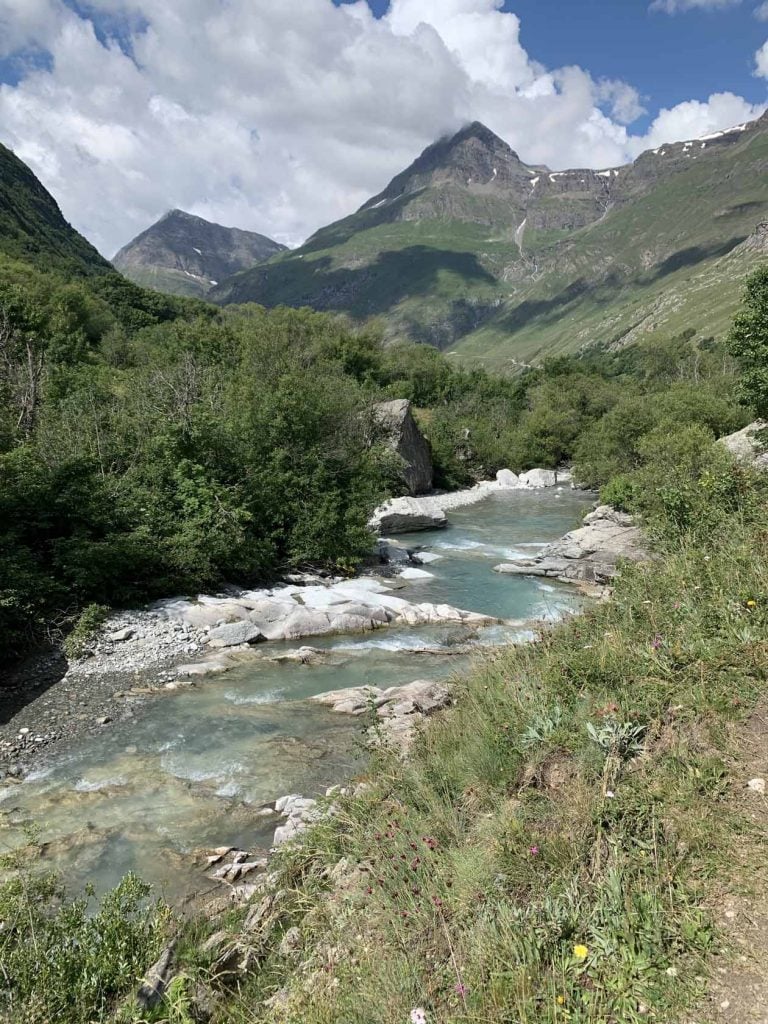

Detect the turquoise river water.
[{"left": 0, "top": 488, "right": 593, "bottom": 904}]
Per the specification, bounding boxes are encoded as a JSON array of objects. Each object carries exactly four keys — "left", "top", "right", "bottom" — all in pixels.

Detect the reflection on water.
[{"left": 0, "top": 488, "right": 593, "bottom": 902}]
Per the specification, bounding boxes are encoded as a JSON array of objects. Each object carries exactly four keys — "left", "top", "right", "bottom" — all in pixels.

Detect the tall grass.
[{"left": 217, "top": 498, "right": 768, "bottom": 1024}]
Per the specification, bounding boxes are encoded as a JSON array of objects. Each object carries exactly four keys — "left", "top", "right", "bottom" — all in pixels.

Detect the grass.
[{"left": 202, "top": 497, "right": 768, "bottom": 1023}]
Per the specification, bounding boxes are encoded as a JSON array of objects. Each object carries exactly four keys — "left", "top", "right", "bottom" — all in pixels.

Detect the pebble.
[
  {"left": 18, "top": 728, "right": 30, "bottom": 736},
  {"left": 96, "top": 716, "right": 111, "bottom": 726},
  {"left": 747, "top": 777, "right": 766, "bottom": 794}
]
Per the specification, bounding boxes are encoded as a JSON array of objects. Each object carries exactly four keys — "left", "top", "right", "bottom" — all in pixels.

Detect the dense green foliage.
[
  {"left": 0, "top": 864, "right": 171, "bottom": 1024},
  {"left": 729, "top": 263, "right": 768, "bottom": 419},
  {"left": 0, "top": 239, "right": 754, "bottom": 665}
]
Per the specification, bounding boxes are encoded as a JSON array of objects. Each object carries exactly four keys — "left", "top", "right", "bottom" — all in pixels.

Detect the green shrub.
[
  {"left": 63, "top": 602, "right": 110, "bottom": 660},
  {"left": 0, "top": 866, "right": 172, "bottom": 1024}
]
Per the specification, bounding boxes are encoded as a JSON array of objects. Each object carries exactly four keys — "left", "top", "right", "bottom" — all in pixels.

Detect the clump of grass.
[{"left": 212, "top": 478, "right": 768, "bottom": 1024}]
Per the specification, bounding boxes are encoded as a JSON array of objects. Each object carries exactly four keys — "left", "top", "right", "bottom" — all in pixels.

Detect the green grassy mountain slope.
[
  {"left": 0, "top": 141, "right": 111, "bottom": 275},
  {"left": 213, "top": 116, "right": 768, "bottom": 368},
  {"left": 113, "top": 210, "right": 287, "bottom": 299}
]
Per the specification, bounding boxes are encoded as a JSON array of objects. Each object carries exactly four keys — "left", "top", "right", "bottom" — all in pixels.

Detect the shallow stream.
[{"left": 0, "top": 489, "right": 593, "bottom": 903}]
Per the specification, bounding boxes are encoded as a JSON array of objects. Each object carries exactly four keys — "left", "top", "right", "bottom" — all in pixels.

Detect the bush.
[
  {"left": 62, "top": 602, "right": 110, "bottom": 660},
  {"left": 0, "top": 865, "right": 172, "bottom": 1024}
]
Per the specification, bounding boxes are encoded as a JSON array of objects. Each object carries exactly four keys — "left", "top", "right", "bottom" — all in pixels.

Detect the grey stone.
[
  {"left": 494, "top": 504, "right": 648, "bottom": 585},
  {"left": 108, "top": 627, "right": 136, "bottom": 642},
  {"left": 136, "top": 942, "right": 176, "bottom": 1010},
  {"left": 370, "top": 498, "right": 448, "bottom": 534},
  {"left": 719, "top": 421, "right": 768, "bottom": 469},
  {"left": 496, "top": 468, "right": 520, "bottom": 488},
  {"left": 519, "top": 468, "right": 557, "bottom": 488},
  {"left": 207, "top": 622, "right": 266, "bottom": 648},
  {"left": 374, "top": 398, "right": 433, "bottom": 495}
]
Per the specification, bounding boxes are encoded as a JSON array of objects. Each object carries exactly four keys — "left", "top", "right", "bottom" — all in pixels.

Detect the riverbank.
[
  {"left": 0, "top": 486, "right": 592, "bottom": 782},
  {"left": 163, "top": 496, "right": 768, "bottom": 1024}
]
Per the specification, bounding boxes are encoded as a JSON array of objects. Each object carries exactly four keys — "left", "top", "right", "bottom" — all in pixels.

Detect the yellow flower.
[
  {"left": 573, "top": 944, "right": 589, "bottom": 960},
  {"left": 557, "top": 995, "right": 565, "bottom": 1005},
  {"left": 747, "top": 599, "right": 757, "bottom": 608}
]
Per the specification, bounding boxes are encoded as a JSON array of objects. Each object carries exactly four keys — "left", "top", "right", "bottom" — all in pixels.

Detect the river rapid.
[{"left": 0, "top": 488, "right": 593, "bottom": 905}]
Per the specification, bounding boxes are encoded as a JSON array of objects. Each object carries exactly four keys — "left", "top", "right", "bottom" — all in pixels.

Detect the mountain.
[
  {"left": 113, "top": 210, "right": 287, "bottom": 299},
  {"left": 0, "top": 141, "right": 110, "bottom": 275},
  {"left": 212, "top": 115, "right": 768, "bottom": 367}
]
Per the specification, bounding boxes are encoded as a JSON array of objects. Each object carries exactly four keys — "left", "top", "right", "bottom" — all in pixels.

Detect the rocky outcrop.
[
  {"left": 374, "top": 399, "right": 433, "bottom": 495},
  {"left": 312, "top": 679, "right": 452, "bottom": 754},
  {"left": 719, "top": 421, "right": 768, "bottom": 469},
  {"left": 494, "top": 505, "right": 648, "bottom": 585}
]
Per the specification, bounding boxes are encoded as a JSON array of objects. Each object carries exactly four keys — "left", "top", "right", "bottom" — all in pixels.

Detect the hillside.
[
  {"left": 0, "top": 141, "right": 111, "bottom": 275},
  {"left": 213, "top": 115, "right": 768, "bottom": 368},
  {"left": 113, "top": 210, "right": 286, "bottom": 298}
]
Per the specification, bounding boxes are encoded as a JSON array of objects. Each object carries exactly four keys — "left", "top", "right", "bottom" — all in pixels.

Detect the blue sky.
[{"left": 334, "top": 0, "right": 768, "bottom": 131}]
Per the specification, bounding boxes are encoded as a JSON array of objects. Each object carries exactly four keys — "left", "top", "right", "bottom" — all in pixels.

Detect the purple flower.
[
  {"left": 455, "top": 983, "right": 468, "bottom": 997},
  {"left": 529, "top": 845, "right": 540, "bottom": 856}
]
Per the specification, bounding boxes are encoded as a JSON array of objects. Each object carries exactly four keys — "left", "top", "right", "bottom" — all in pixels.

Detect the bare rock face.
[
  {"left": 494, "top": 505, "right": 648, "bottom": 585},
  {"left": 374, "top": 399, "right": 433, "bottom": 495},
  {"left": 370, "top": 497, "right": 447, "bottom": 534},
  {"left": 719, "top": 421, "right": 768, "bottom": 468}
]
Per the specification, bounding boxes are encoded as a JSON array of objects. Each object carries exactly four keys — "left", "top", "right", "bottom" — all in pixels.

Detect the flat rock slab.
[{"left": 494, "top": 504, "right": 648, "bottom": 585}]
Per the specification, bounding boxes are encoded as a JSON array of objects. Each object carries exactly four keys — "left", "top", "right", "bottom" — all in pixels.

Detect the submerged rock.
[{"left": 494, "top": 504, "right": 647, "bottom": 585}]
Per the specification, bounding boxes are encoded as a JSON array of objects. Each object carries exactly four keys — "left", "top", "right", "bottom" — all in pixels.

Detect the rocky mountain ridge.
[
  {"left": 113, "top": 209, "right": 286, "bottom": 299},
  {"left": 213, "top": 111, "right": 768, "bottom": 365}
]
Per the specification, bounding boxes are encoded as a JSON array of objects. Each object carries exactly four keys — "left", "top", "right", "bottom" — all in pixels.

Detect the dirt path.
[{"left": 694, "top": 707, "right": 768, "bottom": 1024}]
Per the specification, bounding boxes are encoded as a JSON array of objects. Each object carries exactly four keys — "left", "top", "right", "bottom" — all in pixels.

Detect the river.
[{"left": 0, "top": 488, "right": 593, "bottom": 904}]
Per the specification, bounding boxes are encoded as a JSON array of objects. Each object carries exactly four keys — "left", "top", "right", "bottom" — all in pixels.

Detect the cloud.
[
  {"left": 650, "top": 0, "right": 741, "bottom": 12},
  {"left": 756, "top": 1, "right": 768, "bottom": 18},
  {"left": 756, "top": 38, "right": 768, "bottom": 75},
  {"left": 631, "top": 91, "right": 764, "bottom": 149},
  {"left": 0, "top": 0, "right": 763, "bottom": 257}
]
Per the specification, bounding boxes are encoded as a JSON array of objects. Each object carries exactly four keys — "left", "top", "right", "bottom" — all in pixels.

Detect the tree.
[{"left": 729, "top": 265, "right": 768, "bottom": 418}]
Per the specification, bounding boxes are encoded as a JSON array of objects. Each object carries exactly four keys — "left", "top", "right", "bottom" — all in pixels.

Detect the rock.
[
  {"left": 374, "top": 398, "right": 433, "bottom": 495},
  {"left": 747, "top": 777, "right": 766, "bottom": 794},
  {"left": 279, "top": 927, "right": 302, "bottom": 956},
  {"left": 494, "top": 504, "right": 648, "bottom": 585},
  {"left": 719, "top": 421, "right": 768, "bottom": 469},
  {"left": 136, "top": 941, "right": 176, "bottom": 1011},
  {"left": 207, "top": 622, "right": 266, "bottom": 648},
  {"left": 108, "top": 627, "right": 136, "bottom": 642},
  {"left": 268, "top": 646, "right": 324, "bottom": 665},
  {"left": 496, "top": 468, "right": 521, "bottom": 488},
  {"left": 519, "top": 468, "right": 558, "bottom": 488},
  {"left": 370, "top": 497, "right": 448, "bottom": 534},
  {"left": 399, "top": 568, "right": 434, "bottom": 580},
  {"left": 271, "top": 608, "right": 335, "bottom": 641},
  {"left": 411, "top": 550, "right": 443, "bottom": 564},
  {"left": 378, "top": 539, "right": 413, "bottom": 564},
  {"left": 18, "top": 727, "right": 30, "bottom": 736},
  {"left": 96, "top": 716, "right": 111, "bottom": 726}
]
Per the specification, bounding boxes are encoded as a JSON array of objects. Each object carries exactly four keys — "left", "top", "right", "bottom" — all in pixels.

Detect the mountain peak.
[
  {"left": 359, "top": 120, "right": 533, "bottom": 214},
  {"left": 113, "top": 210, "right": 286, "bottom": 299}
]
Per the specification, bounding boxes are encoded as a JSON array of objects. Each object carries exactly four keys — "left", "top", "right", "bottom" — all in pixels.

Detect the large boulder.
[
  {"left": 494, "top": 505, "right": 647, "bottom": 585},
  {"left": 519, "top": 468, "right": 558, "bottom": 488},
  {"left": 370, "top": 497, "right": 447, "bottom": 534},
  {"left": 374, "top": 399, "right": 433, "bottom": 495},
  {"left": 718, "top": 421, "right": 768, "bottom": 469},
  {"left": 207, "top": 622, "right": 266, "bottom": 648}
]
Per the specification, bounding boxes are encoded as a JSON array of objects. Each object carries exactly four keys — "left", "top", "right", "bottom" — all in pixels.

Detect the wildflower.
[
  {"left": 455, "top": 983, "right": 468, "bottom": 997},
  {"left": 605, "top": 790, "right": 615, "bottom": 799},
  {"left": 410, "top": 1009, "right": 427, "bottom": 1024},
  {"left": 557, "top": 995, "right": 565, "bottom": 1005},
  {"left": 573, "top": 944, "right": 589, "bottom": 960},
  {"left": 651, "top": 634, "right": 663, "bottom": 650},
  {"left": 529, "top": 845, "right": 540, "bottom": 856},
  {"left": 746, "top": 599, "right": 757, "bottom": 609}
]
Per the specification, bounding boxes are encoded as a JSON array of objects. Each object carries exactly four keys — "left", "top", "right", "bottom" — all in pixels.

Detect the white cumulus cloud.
[
  {"left": 0, "top": 0, "right": 764, "bottom": 257},
  {"left": 756, "top": 39, "right": 768, "bottom": 75}
]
